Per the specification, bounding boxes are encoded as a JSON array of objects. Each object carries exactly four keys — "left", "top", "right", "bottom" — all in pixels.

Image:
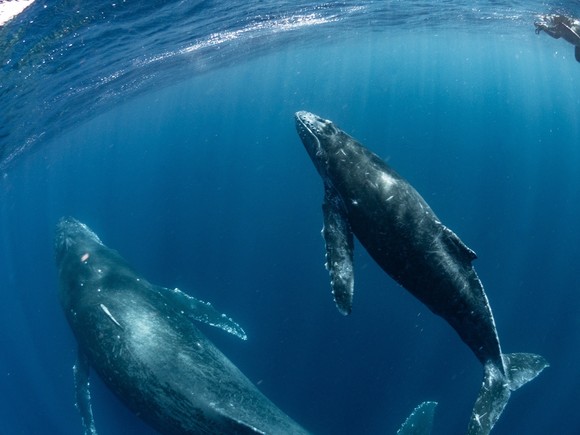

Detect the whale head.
[
  {"left": 295, "top": 111, "right": 345, "bottom": 178},
  {"left": 55, "top": 217, "right": 113, "bottom": 310},
  {"left": 55, "top": 217, "right": 103, "bottom": 265}
]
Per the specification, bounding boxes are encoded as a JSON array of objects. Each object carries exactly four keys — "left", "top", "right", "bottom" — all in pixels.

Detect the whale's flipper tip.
[
  {"left": 397, "top": 401, "right": 438, "bottom": 435},
  {"left": 161, "top": 286, "right": 248, "bottom": 340},
  {"left": 575, "top": 46, "right": 580, "bottom": 62}
]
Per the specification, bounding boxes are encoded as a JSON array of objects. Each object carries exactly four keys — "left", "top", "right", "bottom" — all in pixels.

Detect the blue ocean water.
[{"left": 1, "top": 1, "right": 579, "bottom": 434}]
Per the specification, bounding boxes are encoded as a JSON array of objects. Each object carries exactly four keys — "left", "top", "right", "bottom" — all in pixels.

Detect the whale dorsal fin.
[
  {"left": 441, "top": 224, "right": 477, "bottom": 263},
  {"left": 322, "top": 185, "right": 354, "bottom": 315},
  {"left": 157, "top": 286, "right": 247, "bottom": 340}
]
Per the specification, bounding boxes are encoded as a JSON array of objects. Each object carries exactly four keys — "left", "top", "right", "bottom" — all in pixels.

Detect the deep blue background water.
[{"left": 1, "top": 1, "right": 580, "bottom": 434}]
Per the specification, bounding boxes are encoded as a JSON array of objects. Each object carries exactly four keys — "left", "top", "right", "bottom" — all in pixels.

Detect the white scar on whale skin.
[{"left": 100, "top": 304, "right": 122, "bottom": 328}]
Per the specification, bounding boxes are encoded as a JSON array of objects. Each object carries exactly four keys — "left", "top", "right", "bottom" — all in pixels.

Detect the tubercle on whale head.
[{"left": 295, "top": 111, "right": 339, "bottom": 145}]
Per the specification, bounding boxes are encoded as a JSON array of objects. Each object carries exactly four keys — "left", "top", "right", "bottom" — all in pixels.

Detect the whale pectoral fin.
[
  {"left": 322, "top": 186, "right": 354, "bottom": 315},
  {"left": 575, "top": 46, "right": 580, "bottom": 62},
  {"left": 441, "top": 225, "right": 477, "bottom": 263},
  {"left": 159, "top": 286, "right": 247, "bottom": 340},
  {"left": 396, "top": 401, "right": 438, "bottom": 435},
  {"left": 73, "top": 349, "right": 98, "bottom": 435}
]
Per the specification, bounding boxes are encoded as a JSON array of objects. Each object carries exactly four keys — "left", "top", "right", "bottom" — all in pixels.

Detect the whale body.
[
  {"left": 55, "top": 217, "right": 309, "bottom": 434},
  {"left": 295, "top": 111, "right": 548, "bottom": 434}
]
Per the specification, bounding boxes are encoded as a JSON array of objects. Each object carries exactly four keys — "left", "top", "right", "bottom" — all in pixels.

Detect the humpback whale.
[
  {"left": 55, "top": 217, "right": 437, "bottom": 435},
  {"left": 535, "top": 13, "right": 580, "bottom": 62},
  {"left": 295, "top": 111, "right": 548, "bottom": 435},
  {"left": 55, "top": 217, "right": 309, "bottom": 434}
]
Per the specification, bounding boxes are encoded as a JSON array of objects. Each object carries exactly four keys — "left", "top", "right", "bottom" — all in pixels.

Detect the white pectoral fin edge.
[
  {"left": 397, "top": 401, "right": 438, "bottom": 435},
  {"left": 322, "top": 186, "right": 354, "bottom": 315},
  {"left": 73, "top": 349, "right": 98, "bottom": 435},
  {"left": 162, "top": 286, "right": 248, "bottom": 340}
]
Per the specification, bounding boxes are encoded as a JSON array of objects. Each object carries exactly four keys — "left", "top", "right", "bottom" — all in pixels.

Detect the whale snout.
[
  {"left": 54, "top": 217, "right": 102, "bottom": 261},
  {"left": 295, "top": 110, "right": 340, "bottom": 160},
  {"left": 295, "top": 110, "right": 318, "bottom": 124},
  {"left": 56, "top": 217, "right": 83, "bottom": 235},
  {"left": 295, "top": 111, "right": 332, "bottom": 137},
  {"left": 55, "top": 217, "right": 79, "bottom": 258}
]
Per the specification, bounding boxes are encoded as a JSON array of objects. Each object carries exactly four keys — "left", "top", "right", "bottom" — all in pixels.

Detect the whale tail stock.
[{"left": 468, "top": 352, "right": 549, "bottom": 434}]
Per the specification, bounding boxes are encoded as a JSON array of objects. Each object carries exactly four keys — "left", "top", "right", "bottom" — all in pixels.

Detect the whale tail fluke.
[
  {"left": 503, "top": 352, "right": 549, "bottom": 391},
  {"left": 468, "top": 353, "right": 549, "bottom": 435}
]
